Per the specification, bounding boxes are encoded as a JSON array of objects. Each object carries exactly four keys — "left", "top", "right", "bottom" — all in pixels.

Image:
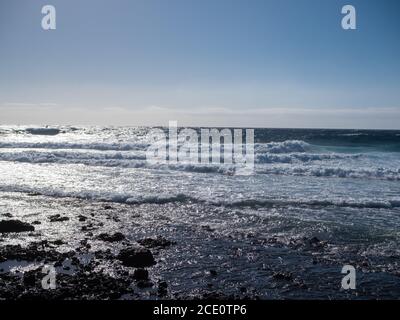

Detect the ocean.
[{"left": 1, "top": 125, "right": 400, "bottom": 299}]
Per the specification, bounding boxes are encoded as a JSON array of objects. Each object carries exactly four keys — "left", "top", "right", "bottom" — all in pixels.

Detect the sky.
[{"left": 0, "top": 0, "right": 399, "bottom": 128}]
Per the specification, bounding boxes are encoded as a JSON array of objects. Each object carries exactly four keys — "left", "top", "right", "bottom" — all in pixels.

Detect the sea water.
[{"left": 0, "top": 126, "right": 399, "bottom": 298}]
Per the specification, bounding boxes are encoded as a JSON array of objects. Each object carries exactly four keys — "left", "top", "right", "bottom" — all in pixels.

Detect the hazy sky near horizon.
[{"left": 1, "top": 0, "right": 400, "bottom": 128}]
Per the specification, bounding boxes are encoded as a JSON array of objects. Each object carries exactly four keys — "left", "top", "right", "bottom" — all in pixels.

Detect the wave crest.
[{"left": 1, "top": 184, "right": 399, "bottom": 210}]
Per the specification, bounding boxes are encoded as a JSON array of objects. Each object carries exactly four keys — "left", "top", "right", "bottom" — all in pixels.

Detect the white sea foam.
[
  {"left": 255, "top": 140, "right": 311, "bottom": 154},
  {"left": 256, "top": 152, "right": 362, "bottom": 164},
  {"left": 0, "top": 146, "right": 397, "bottom": 180},
  {"left": 0, "top": 128, "right": 399, "bottom": 212},
  {"left": 256, "top": 165, "right": 400, "bottom": 180},
  {"left": 1, "top": 182, "right": 399, "bottom": 209},
  {"left": 0, "top": 141, "right": 150, "bottom": 151}
]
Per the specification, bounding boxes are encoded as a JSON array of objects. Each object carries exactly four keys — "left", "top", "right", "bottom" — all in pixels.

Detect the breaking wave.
[
  {"left": 255, "top": 140, "right": 311, "bottom": 154},
  {"left": 0, "top": 141, "right": 149, "bottom": 151},
  {"left": 0, "top": 146, "right": 398, "bottom": 180},
  {"left": 256, "top": 152, "right": 362, "bottom": 164},
  {"left": 1, "top": 184, "right": 399, "bottom": 210},
  {"left": 256, "top": 165, "right": 400, "bottom": 181}
]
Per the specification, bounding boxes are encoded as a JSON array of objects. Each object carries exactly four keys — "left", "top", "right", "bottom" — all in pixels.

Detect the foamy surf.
[{"left": 1, "top": 126, "right": 400, "bottom": 300}]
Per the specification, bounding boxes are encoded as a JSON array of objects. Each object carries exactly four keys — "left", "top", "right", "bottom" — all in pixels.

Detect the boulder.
[
  {"left": 49, "top": 214, "right": 69, "bottom": 222},
  {"left": 137, "top": 236, "right": 174, "bottom": 249},
  {"left": 272, "top": 272, "right": 293, "bottom": 281},
  {"left": 0, "top": 220, "right": 35, "bottom": 233},
  {"left": 133, "top": 268, "right": 149, "bottom": 280},
  {"left": 117, "top": 248, "right": 156, "bottom": 268},
  {"left": 97, "top": 232, "right": 125, "bottom": 242}
]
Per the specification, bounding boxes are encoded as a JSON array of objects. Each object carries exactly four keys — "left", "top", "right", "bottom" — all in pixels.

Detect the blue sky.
[{"left": 0, "top": 0, "right": 399, "bottom": 128}]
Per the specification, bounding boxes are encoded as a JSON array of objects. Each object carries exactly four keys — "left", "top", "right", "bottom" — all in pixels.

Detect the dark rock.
[
  {"left": 0, "top": 220, "right": 35, "bottom": 233},
  {"left": 81, "top": 223, "right": 96, "bottom": 232},
  {"left": 37, "top": 240, "right": 50, "bottom": 248},
  {"left": 104, "top": 205, "right": 113, "bottom": 210},
  {"left": 309, "top": 236, "right": 320, "bottom": 244},
  {"left": 361, "top": 260, "right": 369, "bottom": 267},
  {"left": 201, "top": 291, "right": 233, "bottom": 300},
  {"left": 117, "top": 248, "right": 156, "bottom": 268},
  {"left": 0, "top": 243, "right": 69, "bottom": 262},
  {"left": 78, "top": 215, "right": 87, "bottom": 222},
  {"left": 272, "top": 272, "right": 293, "bottom": 281},
  {"left": 137, "top": 236, "right": 175, "bottom": 249},
  {"left": 27, "top": 192, "right": 42, "bottom": 196},
  {"left": 23, "top": 271, "right": 38, "bottom": 286},
  {"left": 136, "top": 280, "right": 153, "bottom": 288},
  {"left": 133, "top": 268, "right": 149, "bottom": 280},
  {"left": 1, "top": 267, "right": 132, "bottom": 299},
  {"left": 308, "top": 236, "right": 327, "bottom": 249},
  {"left": 49, "top": 214, "right": 69, "bottom": 222},
  {"left": 296, "top": 281, "right": 308, "bottom": 289},
  {"left": 209, "top": 270, "right": 218, "bottom": 277},
  {"left": 201, "top": 225, "right": 215, "bottom": 232},
  {"left": 98, "top": 232, "right": 125, "bottom": 242},
  {"left": 3, "top": 213, "right": 12, "bottom": 218},
  {"left": 71, "top": 257, "right": 80, "bottom": 266},
  {"left": 158, "top": 281, "right": 168, "bottom": 296},
  {"left": 32, "top": 221, "right": 41, "bottom": 225},
  {"left": 54, "top": 260, "right": 63, "bottom": 267},
  {"left": 94, "top": 249, "right": 113, "bottom": 260}
]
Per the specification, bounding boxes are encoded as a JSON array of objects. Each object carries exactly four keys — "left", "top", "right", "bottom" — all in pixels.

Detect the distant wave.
[
  {"left": 337, "top": 133, "right": 369, "bottom": 137},
  {"left": 0, "top": 141, "right": 150, "bottom": 151},
  {"left": 221, "top": 198, "right": 400, "bottom": 209},
  {"left": 0, "top": 149, "right": 147, "bottom": 162}
]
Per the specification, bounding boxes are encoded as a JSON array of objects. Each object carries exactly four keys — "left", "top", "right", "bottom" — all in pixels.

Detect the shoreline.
[{"left": 1, "top": 192, "right": 399, "bottom": 300}]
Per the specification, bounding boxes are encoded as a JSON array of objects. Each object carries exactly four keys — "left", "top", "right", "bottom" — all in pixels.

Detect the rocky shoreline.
[
  {"left": 0, "top": 217, "right": 175, "bottom": 300},
  {"left": 0, "top": 226, "right": 259, "bottom": 300},
  {"left": 1, "top": 193, "right": 400, "bottom": 300}
]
